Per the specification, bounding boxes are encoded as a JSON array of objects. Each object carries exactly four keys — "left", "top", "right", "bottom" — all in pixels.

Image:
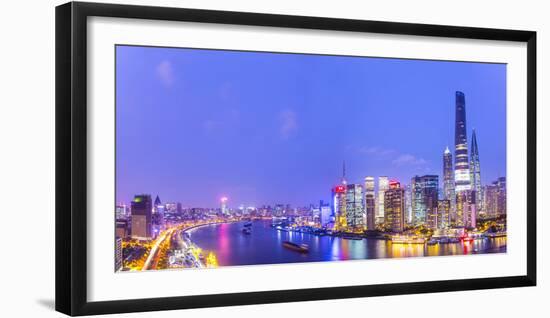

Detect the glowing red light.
[
  {"left": 334, "top": 185, "right": 346, "bottom": 193},
  {"left": 389, "top": 180, "right": 400, "bottom": 189}
]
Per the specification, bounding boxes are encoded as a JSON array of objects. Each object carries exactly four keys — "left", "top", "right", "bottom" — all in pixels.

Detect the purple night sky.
[{"left": 115, "top": 45, "right": 506, "bottom": 208}]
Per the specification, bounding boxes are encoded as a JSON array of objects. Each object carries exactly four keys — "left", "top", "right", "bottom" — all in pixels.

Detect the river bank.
[{"left": 183, "top": 220, "right": 507, "bottom": 267}]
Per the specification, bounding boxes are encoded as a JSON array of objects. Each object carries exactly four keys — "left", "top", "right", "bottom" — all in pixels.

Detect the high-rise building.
[
  {"left": 411, "top": 175, "right": 439, "bottom": 227},
  {"left": 377, "top": 176, "right": 389, "bottom": 224},
  {"left": 443, "top": 146, "right": 456, "bottom": 215},
  {"left": 333, "top": 163, "right": 348, "bottom": 230},
  {"left": 384, "top": 181, "right": 405, "bottom": 233},
  {"left": 319, "top": 200, "right": 332, "bottom": 228},
  {"left": 454, "top": 91, "right": 471, "bottom": 192},
  {"left": 131, "top": 194, "right": 153, "bottom": 240},
  {"left": 332, "top": 185, "right": 347, "bottom": 230},
  {"left": 115, "top": 237, "right": 123, "bottom": 272},
  {"left": 470, "top": 129, "right": 483, "bottom": 212},
  {"left": 404, "top": 183, "right": 413, "bottom": 225},
  {"left": 115, "top": 204, "right": 128, "bottom": 220},
  {"left": 436, "top": 199, "right": 451, "bottom": 229},
  {"left": 364, "top": 176, "right": 376, "bottom": 231},
  {"left": 153, "top": 195, "right": 161, "bottom": 210},
  {"left": 498, "top": 177, "right": 507, "bottom": 217},
  {"left": 346, "top": 184, "right": 365, "bottom": 231},
  {"left": 456, "top": 191, "right": 476, "bottom": 228},
  {"left": 485, "top": 177, "right": 506, "bottom": 217},
  {"left": 115, "top": 219, "right": 129, "bottom": 239},
  {"left": 152, "top": 195, "right": 165, "bottom": 233},
  {"left": 220, "top": 197, "right": 228, "bottom": 215}
]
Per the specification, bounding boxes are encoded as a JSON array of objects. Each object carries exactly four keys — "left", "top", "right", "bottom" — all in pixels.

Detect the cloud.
[
  {"left": 358, "top": 146, "right": 396, "bottom": 156},
  {"left": 156, "top": 60, "right": 174, "bottom": 87},
  {"left": 392, "top": 154, "right": 428, "bottom": 167},
  {"left": 278, "top": 110, "right": 298, "bottom": 139}
]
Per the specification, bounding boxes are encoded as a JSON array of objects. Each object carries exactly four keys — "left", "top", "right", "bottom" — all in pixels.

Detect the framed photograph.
[{"left": 55, "top": 1, "right": 536, "bottom": 316}]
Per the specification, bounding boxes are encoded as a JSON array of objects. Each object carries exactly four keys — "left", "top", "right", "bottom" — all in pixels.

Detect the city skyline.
[{"left": 116, "top": 45, "right": 506, "bottom": 207}]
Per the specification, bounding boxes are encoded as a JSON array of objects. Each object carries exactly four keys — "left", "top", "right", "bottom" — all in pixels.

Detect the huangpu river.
[{"left": 186, "top": 220, "right": 507, "bottom": 267}]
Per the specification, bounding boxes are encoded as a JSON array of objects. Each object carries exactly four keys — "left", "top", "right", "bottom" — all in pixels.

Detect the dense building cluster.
[
  {"left": 328, "top": 91, "right": 506, "bottom": 233},
  {"left": 114, "top": 91, "right": 507, "bottom": 271}
]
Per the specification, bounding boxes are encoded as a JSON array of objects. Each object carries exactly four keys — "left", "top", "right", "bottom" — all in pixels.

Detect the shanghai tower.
[{"left": 454, "top": 91, "right": 471, "bottom": 192}]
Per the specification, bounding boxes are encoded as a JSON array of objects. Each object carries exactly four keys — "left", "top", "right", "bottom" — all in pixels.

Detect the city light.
[{"left": 115, "top": 88, "right": 507, "bottom": 271}]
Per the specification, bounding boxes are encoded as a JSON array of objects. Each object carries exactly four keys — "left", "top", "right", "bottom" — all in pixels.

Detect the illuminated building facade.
[
  {"left": 152, "top": 195, "right": 165, "bottom": 234},
  {"left": 485, "top": 177, "right": 506, "bottom": 217},
  {"left": 346, "top": 184, "right": 365, "bottom": 231},
  {"left": 456, "top": 191, "right": 476, "bottom": 228},
  {"left": 411, "top": 175, "right": 439, "bottom": 227},
  {"left": 443, "top": 146, "right": 456, "bottom": 215},
  {"left": 115, "top": 219, "right": 128, "bottom": 238},
  {"left": 436, "top": 199, "right": 451, "bottom": 229},
  {"left": 332, "top": 185, "right": 347, "bottom": 230},
  {"left": 320, "top": 202, "right": 332, "bottom": 228},
  {"left": 377, "top": 176, "right": 389, "bottom": 224},
  {"left": 384, "top": 181, "right": 405, "bottom": 233},
  {"left": 364, "top": 176, "right": 376, "bottom": 231},
  {"left": 115, "top": 204, "right": 128, "bottom": 220},
  {"left": 220, "top": 197, "right": 228, "bottom": 215},
  {"left": 131, "top": 194, "right": 153, "bottom": 240},
  {"left": 470, "top": 129, "right": 483, "bottom": 212},
  {"left": 454, "top": 91, "right": 471, "bottom": 192},
  {"left": 404, "top": 183, "right": 413, "bottom": 225},
  {"left": 115, "top": 237, "right": 122, "bottom": 272}
]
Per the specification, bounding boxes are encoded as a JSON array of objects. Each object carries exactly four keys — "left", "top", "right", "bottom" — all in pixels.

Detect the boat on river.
[
  {"left": 282, "top": 241, "right": 309, "bottom": 253},
  {"left": 391, "top": 235, "right": 426, "bottom": 244},
  {"left": 242, "top": 227, "right": 251, "bottom": 235},
  {"left": 342, "top": 235, "right": 363, "bottom": 240}
]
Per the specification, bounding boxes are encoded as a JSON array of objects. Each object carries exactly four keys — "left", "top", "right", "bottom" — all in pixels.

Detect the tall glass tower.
[
  {"left": 364, "top": 177, "right": 376, "bottom": 231},
  {"left": 443, "top": 147, "right": 456, "bottom": 214},
  {"left": 470, "top": 129, "right": 482, "bottom": 211},
  {"left": 377, "top": 176, "right": 389, "bottom": 221},
  {"left": 454, "top": 91, "right": 471, "bottom": 192},
  {"left": 411, "top": 175, "right": 439, "bottom": 227}
]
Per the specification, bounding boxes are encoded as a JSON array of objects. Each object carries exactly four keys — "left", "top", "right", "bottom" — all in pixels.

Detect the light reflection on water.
[{"left": 186, "top": 220, "right": 506, "bottom": 267}]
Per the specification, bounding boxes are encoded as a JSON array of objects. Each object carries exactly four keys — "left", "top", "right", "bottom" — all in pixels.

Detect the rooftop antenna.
[{"left": 342, "top": 160, "right": 347, "bottom": 185}]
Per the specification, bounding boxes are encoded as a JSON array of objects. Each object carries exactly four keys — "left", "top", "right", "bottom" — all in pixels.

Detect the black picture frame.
[{"left": 55, "top": 1, "right": 537, "bottom": 316}]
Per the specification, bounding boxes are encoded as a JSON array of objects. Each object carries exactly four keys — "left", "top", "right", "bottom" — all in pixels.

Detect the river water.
[{"left": 186, "top": 220, "right": 506, "bottom": 267}]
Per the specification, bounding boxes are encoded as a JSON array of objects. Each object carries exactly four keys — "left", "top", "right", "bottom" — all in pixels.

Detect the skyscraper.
[
  {"left": 443, "top": 146, "right": 456, "bottom": 215},
  {"left": 384, "top": 181, "right": 405, "bottom": 233},
  {"left": 377, "top": 176, "right": 389, "bottom": 224},
  {"left": 332, "top": 185, "right": 346, "bottom": 230},
  {"left": 346, "top": 184, "right": 365, "bottom": 231},
  {"left": 220, "top": 197, "right": 228, "bottom": 215},
  {"left": 131, "top": 194, "right": 153, "bottom": 240},
  {"left": 456, "top": 190, "right": 476, "bottom": 228},
  {"left": 404, "top": 183, "right": 413, "bottom": 225},
  {"left": 485, "top": 177, "right": 506, "bottom": 218},
  {"left": 319, "top": 201, "right": 332, "bottom": 228},
  {"left": 364, "top": 177, "right": 376, "bottom": 231},
  {"left": 115, "top": 237, "right": 123, "bottom": 272},
  {"left": 497, "top": 177, "right": 507, "bottom": 217},
  {"left": 152, "top": 195, "right": 165, "bottom": 231},
  {"left": 436, "top": 199, "right": 451, "bottom": 229},
  {"left": 154, "top": 195, "right": 161, "bottom": 209},
  {"left": 332, "top": 162, "right": 348, "bottom": 230},
  {"left": 411, "top": 175, "right": 439, "bottom": 227},
  {"left": 470, "top": 129, "right": 483, "bottom": 212},
  {"left": 454, "top": 91, "right": 471, "bottom": 192}
]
